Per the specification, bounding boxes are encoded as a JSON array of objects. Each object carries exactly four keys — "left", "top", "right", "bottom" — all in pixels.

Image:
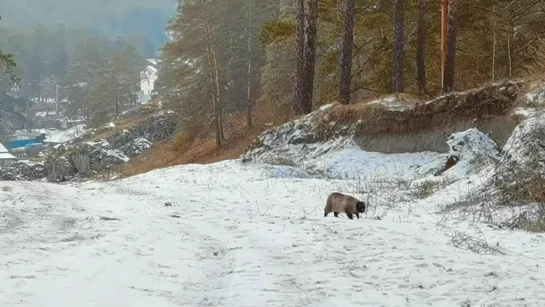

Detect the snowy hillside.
[
  {"left": 2, "top": 82, "right": 545, "bottom": 306},
  {"left": 2, "top": 138, "right": 545, "bottom": 305}
]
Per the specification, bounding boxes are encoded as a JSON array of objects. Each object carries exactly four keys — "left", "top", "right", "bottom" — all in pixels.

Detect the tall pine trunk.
[
  {"left": 294, "top": 0, "right": 306, "bottom": 115},
  {"left": 211, "top": 47, "right": 225, "bottom": 142},
  {"left": 416, "top": 0, "right": 426, "bottom": 98},
  {"left": 491, "top": 4, "right": 496, "bottom": 82},
  {"left": 338, "top": 0, "right": 356, "bottom": 105},
  {"left": 203, "top": 16, "right": 222, "bottom": 148},
  {"left": 301, "top": 0, "right": 318, "bottom": 114},
  {"left": 392, "top": 0, "right": 405, "bottom": 93},
  {"left": 443, "top": 0, "right": 457, "bottom": 93}
]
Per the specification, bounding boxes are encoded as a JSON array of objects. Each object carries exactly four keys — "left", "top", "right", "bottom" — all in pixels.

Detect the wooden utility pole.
[{"left": 440, "top": 0, "right": 448, "bottom": 88}]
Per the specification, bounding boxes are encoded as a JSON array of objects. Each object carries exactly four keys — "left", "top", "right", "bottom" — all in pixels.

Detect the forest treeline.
[
  {"left": 0, "top": 24, "right": 147, "bottom": 126},
  {"left": 0, "top": 0, "right": 174, "bottom": 53},
  {"left": 156, "top": 0, "right": 545, "bottom": 149},
  {"left": 0, "top": 0, "right": 544, "bottom": 147}
]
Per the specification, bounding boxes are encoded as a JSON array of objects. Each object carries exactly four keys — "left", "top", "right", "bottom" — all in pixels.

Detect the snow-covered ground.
[
  {"left": 43, "top": 124, "right": 87, "bottom": 144},
  {"left": 1, "top": 154, "right": 545, "bottom": 306}
]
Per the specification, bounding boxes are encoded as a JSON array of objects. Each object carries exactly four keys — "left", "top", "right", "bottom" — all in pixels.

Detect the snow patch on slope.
[
  {"left": 139, "top": 58, "right": 159, "bottom": 104},
  {"left": 442, "top": 128, "right": 501, "bottom": 178},
  {"left": 44, "top": 124, "right": 87, "bottom": 144},
  {"left": 501, "top": 110, "right": 545, "bottom": 168}
]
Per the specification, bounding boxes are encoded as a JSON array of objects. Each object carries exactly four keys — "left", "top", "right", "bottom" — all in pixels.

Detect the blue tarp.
[
  {"left": 7, "top": 134, "right": 46, "bottom": 149},
  {"left": 8, "top": 139, "right": 36, "bottom": 149}
]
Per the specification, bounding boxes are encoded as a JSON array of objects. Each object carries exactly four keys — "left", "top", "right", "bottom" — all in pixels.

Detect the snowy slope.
[
  {"left": 43, "top": 124, "right": 87, "bottom": 144},
  {"left": 139, "top": 58, "right": 159, "bottom": 104},
  {"left": 1, "top": 158, "right": 545, "bottom": 307}
]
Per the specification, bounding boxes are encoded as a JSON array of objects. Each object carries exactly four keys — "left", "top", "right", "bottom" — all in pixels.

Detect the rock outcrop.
[
  {"left": 68, "top": 141, "right": 129, "bottom": 176},
  {"left": 45, "top": 156, "right": 75, "bottom": 182},
  {"left": 44, "top": 139, "right": 132, "bottom": 181},
  {"left": 242, "top": 104, "right": 339, "bottom": 165},
  {"left": 2, "top": 108, "right": 179, "bottom": 183},
  {"left": 245, "top": 80, "right": 523, "bottom": 157},
  {"left": 110, "top": 110, "right": 177, "bottom": 146},
  {"left": 119, "top": 138, "right": 152, "bottom": 158},
  {"left": 242, "top": 82, "right": 525, "bottom": 182},
  {"left": 73, "top": 109, "right": 178, "bottom": 148},
  {"left": 0, "top": 161, "right": 47, "bottom": 181},
  {"left": 42, "top": 110, "right": 177, "bottom": 182}
]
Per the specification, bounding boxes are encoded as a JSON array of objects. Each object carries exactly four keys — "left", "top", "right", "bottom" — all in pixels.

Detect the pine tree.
[
  {"left": 416, "top": 0, "right": 427, "bottom": 98},
  {"left": 294, "top": 0, "right": 318, "bottom": 115},
  {"left": 338, "top": 0, "right": 356, "bottom": 105},
  {"left": 392, "top": 0, "right": 405, "bottom": 93},
  {"left": 64, "top": 38, "right": 104, "bottom": 118},
  {"left": 86, "top": 44, "right": 143, "bottom": 125},
  {"left": 443, "top": 0, "right": 457, "bottom": 93},
  {"left": 294, "top": 0, "right": 306, "bottom": 114}
]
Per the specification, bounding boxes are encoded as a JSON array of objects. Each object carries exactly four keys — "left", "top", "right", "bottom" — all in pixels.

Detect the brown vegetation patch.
[
  {"left": 316, "top": 80, "right": 525, "bottom": 141},
  {"left": 491, "top": 171, "right": 545, "bottom": 232},
  {"left": 119, "top": 109, "right": 286, "bottom": 177}
]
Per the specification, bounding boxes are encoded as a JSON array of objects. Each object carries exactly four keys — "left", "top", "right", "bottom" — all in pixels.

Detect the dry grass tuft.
[{"left": 412, "top": 180, "right": 439, "bottom": 199}]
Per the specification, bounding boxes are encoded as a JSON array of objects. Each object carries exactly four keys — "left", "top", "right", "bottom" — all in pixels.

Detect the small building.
[
  {"left": 0, "top": 142, "right": 17, "bottom": 167},
  {"left": 5, "top": 133, "right": 47, "bottom": 159}
]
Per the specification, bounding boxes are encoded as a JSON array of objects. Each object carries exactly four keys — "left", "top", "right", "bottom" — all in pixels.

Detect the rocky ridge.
[{"left": 0, "top": 108, "right": 178, "bottom": 182}]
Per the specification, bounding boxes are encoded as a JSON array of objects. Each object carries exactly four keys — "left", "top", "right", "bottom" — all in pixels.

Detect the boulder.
[
  {"left": 69, "top": 140, "right": 129, "bottom": 177},
  {"left": 119, "top": 138, "right": 152, "bottom": 158},
  {"left": 46, "top": 156, "right": 76, "bottom": 182}
]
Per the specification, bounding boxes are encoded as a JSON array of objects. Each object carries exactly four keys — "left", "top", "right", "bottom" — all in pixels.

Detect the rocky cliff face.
[{"left": 0, "top": 109, "right": 178, "bottom": 182}]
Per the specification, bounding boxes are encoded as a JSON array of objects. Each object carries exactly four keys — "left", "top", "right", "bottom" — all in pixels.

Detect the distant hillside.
[{"left": 0, "top": 0, "right": 176, "bottom": 53}]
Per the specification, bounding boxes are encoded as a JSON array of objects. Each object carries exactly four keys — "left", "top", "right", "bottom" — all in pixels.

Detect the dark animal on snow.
[{"left": 324, "top": 192, "right": 366, "bottom": 220}]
